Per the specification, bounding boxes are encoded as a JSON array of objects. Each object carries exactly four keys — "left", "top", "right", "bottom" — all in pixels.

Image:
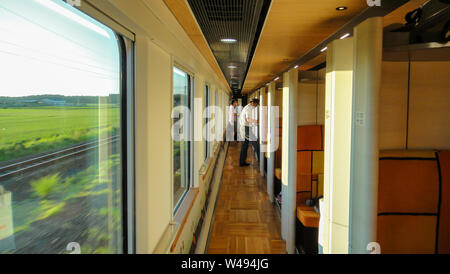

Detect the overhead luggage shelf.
[{"left": 384, "top": 42, "right": 450, "bottom": 61}]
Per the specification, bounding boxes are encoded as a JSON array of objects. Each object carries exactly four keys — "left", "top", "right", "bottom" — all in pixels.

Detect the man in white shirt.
[
  {"left": 226, "top": 99, "right": 240, "bottom": 141},
  {"left": 239, "top": 98, "right": 260, "bottom": 167}
]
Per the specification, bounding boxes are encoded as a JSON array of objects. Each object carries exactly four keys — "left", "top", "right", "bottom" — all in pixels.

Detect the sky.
[
  {"left": 0, "top": 0, "right": 120, "bottom": 97},
  {"left": 173, "top": 67, "right": 188, "bottom": 96}
]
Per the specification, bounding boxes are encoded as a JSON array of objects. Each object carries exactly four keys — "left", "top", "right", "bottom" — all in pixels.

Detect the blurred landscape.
[{"left": 0, "top": 95, "right": 123, "bottom": 254}]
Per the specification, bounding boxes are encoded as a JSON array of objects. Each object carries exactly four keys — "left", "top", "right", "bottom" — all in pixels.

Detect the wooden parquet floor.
[{"left": 207, "top": 142, "right": 286, "bottom": 254}]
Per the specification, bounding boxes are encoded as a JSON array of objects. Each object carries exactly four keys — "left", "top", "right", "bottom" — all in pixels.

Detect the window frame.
[
  {"left": 74, "top": 1, "right": 136, "bottom": 254},
  {"left": 216, "top": 88, "right": 220, "bottom": 146},
  {"left": 117, "top": 35, "right": 136, "bottom": 255},
  {"left": 204, "top": 84, "right": 210, "bottom": 161},
  {"left": 172, "top": 66, "right": 194, "bottom": 215},
  {"left": 0, "top": 0, "right": 136, "bottom": 254}
]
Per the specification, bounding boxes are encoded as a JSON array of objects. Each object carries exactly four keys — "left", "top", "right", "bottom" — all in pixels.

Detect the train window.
[
  {"left": 204, "top": 85, "right": 210, "bottom": 161},
  {"left": 0, "top": 0, "right": 125, "bottom": 253},
  {"left": 172, "top": 67, "right": 192, "bottom": 212},
  {"left": 215, "top": 89, "right": 218, "bottom": 144}
]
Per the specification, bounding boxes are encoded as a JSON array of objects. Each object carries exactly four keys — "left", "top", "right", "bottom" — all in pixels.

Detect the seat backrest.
[
  {"left": 297, "top": 125, "right": 323, "bottom": 151},
  {"left": 377, "top": 150, "right": 450, "bottom": 254},
  {"left": 296, "top": 125, "right": 324, "bottom": 206}
]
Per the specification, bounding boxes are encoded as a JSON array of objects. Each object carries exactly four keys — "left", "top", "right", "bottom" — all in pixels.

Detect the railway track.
[{"left": 0, "top": 135, "right": 121, "bottom": 180}]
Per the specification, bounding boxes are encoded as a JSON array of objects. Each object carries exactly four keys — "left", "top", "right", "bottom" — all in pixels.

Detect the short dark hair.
[
  {"left": 250, "top": 98, "right": 260, "bottom": 105},
  {"left": 231, "top": 99, "right": 238, "bottom": 104}
]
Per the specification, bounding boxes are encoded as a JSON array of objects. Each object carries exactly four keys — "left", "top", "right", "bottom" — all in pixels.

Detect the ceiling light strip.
[{"left": 250, "top": 0, "right": 410, "bottom": 93}]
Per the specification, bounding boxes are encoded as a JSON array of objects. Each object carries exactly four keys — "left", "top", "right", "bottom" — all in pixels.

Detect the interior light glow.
[
  {"left": 321, "top": 47, "right": 328, "bottom": 52},
  {"left": 173, "top": 67, "right": 186, "bottom": 77},
  {"left": 34, "top": 0, "right": 110, "bottom": 38},
  {"left": 340, "top": 33, "right": 350, "bottom": 39},
  {"left": 221, "top": 38, "right": 237, "bottom": 44}
]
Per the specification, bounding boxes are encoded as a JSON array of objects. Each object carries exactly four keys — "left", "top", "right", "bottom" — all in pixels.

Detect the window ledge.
[
  {"left": 200, "top": 142, "right": 222, "bottom": 178},
  {"left": 199, "top": 159, "right": 210, "bottom": 176},
  {"left": 170, "top": 188, "right": 199, "bottom": 252},
  {"left": 213, "top": 142, "right": 219, "bottom": 153}
]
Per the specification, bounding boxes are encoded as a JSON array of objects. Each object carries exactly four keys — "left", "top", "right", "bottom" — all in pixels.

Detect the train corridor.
[{"left": 208, "top": 143, "right": 285, "bottom": 254}]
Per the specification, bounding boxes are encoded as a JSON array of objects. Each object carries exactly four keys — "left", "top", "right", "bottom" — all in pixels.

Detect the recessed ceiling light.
[
  {"left": 294, "top": 65, "right": 299, "bottom": 69},
  {"left": 336, "top": 6, "right": 347, "bottom": 11},
  {"left": 228, "top": 65, "right": 237, "bottom": 69},
  {"left": 321, "top": 47, "right": 328, "bottom": 52},
  {"left": 221, "top": 38, "right": 237, "bottom": 44},
  {"left": 340, "top": 33, "right": 350, "bottom": 39},
  {"left": 274, "top": 77, "right": 280, "bottom": 81}
]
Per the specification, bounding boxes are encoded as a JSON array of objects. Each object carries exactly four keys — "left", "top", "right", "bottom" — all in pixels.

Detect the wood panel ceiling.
[
  {"left": 244, "top": 0, "right": 430, "bottom": 93},
  {"left": 293, "top": 0, "right": 428, "bottom": 74},
  {"left": 242, "top": 0, "right": 369, "bottom": 93},
  {"left": 164, "top": 0, "right": 429, "bottom": 94}
]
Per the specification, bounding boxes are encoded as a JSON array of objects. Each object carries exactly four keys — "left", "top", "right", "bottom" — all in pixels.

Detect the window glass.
[
  {"left": 214, "top": 90, "right": 218, "bottom": 145},
  {"left": 0, "top": 0, "right": 123, "bottom": 254},
  {"left": 204, "top": 85, "right": 209, "bottom": 161},
  {"left": 173, "top": 67, "right": 191, "bottom": 211}
]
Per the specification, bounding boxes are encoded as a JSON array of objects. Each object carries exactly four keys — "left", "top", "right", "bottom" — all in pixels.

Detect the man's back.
[{"left": 239, "top": 104, "right": 255, "bottom": 127}]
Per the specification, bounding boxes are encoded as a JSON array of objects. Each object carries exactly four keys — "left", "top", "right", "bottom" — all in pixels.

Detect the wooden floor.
[{"left": 208, "top": 142, "right": 286, "bottom": 254}]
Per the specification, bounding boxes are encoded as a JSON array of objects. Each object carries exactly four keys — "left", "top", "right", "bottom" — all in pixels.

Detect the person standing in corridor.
[
  {"left": 227, "top": 99, "right": 240, "bottom": 141},
  {"left": 239, "top": 98, "right": 260, "bottom": 167}
]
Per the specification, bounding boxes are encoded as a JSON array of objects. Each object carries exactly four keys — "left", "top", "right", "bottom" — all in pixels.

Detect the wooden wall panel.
[
  {"left": 297, "top": 67, "right": 326, "bottom": 126},
  {"left": 317, "top": 68, "right": 326, "bottom": 125},
  {"left": 275, "top": 87, "right": 283, "bottom": 118},
  {"left": 298, "top": 82, "right": 317, "bottom": 126},
  {"left": 408, "top": 61, "right": 450, "bottom": 149},
  {"left": 379, "top": 61, "right": 409, "bottom": 150}
]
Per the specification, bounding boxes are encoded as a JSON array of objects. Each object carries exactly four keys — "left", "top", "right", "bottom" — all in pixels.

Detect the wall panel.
[
  {"left": 317, "top": 68, "right": 326, "bottom": 125},
  {"left": 379, "top": 60, "right": 450, "bottom": 150},
  {"left": 297, "top": 68, "right": 326, "bottom": 126},
  {"left": 408, "top": 61, "right": 450, "bottom": 149},
  {"left": 136, "top": 38, "right": 172, "bottom": 252},
  {"left": 379, "top": 61, "right": 409, "bottom": 150},
  {"left": 298, "top": 82, "right": 318, "bottom": 125}
]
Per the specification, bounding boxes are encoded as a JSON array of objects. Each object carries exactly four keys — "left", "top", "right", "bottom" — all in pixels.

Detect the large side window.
[
  {"left": 216, "top": 89, "right": 220, "bottom": 144},
  {"left": 204, "top": 85, "right": 210, "bottom": 161},
  {"left": 172, "top": 67, "right": 192, "bottom": 212},
  {"left": 0, "top": 0, "right": 128, "bottom": 254}
]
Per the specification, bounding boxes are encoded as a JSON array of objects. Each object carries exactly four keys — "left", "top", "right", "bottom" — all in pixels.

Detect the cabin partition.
[
  {"left": 295, "top": 69, "right": 326, "bottom": 254},
  {"left": 376, "top": 43, "right": 450, "bottom": 254}
]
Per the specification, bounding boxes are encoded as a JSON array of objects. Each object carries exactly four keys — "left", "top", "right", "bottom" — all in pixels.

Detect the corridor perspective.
[{"left": 208, "top": 143, "right": 285, "bottom": 254}]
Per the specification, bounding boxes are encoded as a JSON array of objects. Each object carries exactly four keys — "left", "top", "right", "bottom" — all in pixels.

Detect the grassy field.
[
  {"left": 0, "top": 106, "right": 120, "bottom": 163},
  {"left": 0, "top": 104, "right": 123, "bottom": 253}
]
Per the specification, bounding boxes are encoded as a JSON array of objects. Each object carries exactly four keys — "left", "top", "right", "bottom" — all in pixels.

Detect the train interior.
[{"left": 0, "top": 0, "right": 449, "bottom": 254}]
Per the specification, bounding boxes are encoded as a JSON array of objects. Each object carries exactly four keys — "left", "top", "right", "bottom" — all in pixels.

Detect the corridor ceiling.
[
  {"left": 187, "top": 0, "right": 270, "bottom": 95},
  {"left": 165, "top": 0, "right": 429, "bottom": 94}
]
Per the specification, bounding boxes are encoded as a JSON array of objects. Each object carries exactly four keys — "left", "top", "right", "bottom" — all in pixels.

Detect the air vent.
[
  {"left": 188, "top": 0, "right": 271, "bottom": 93},
  {"left": 203, "top": 0, "right": 243, "bottom": 21}
]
